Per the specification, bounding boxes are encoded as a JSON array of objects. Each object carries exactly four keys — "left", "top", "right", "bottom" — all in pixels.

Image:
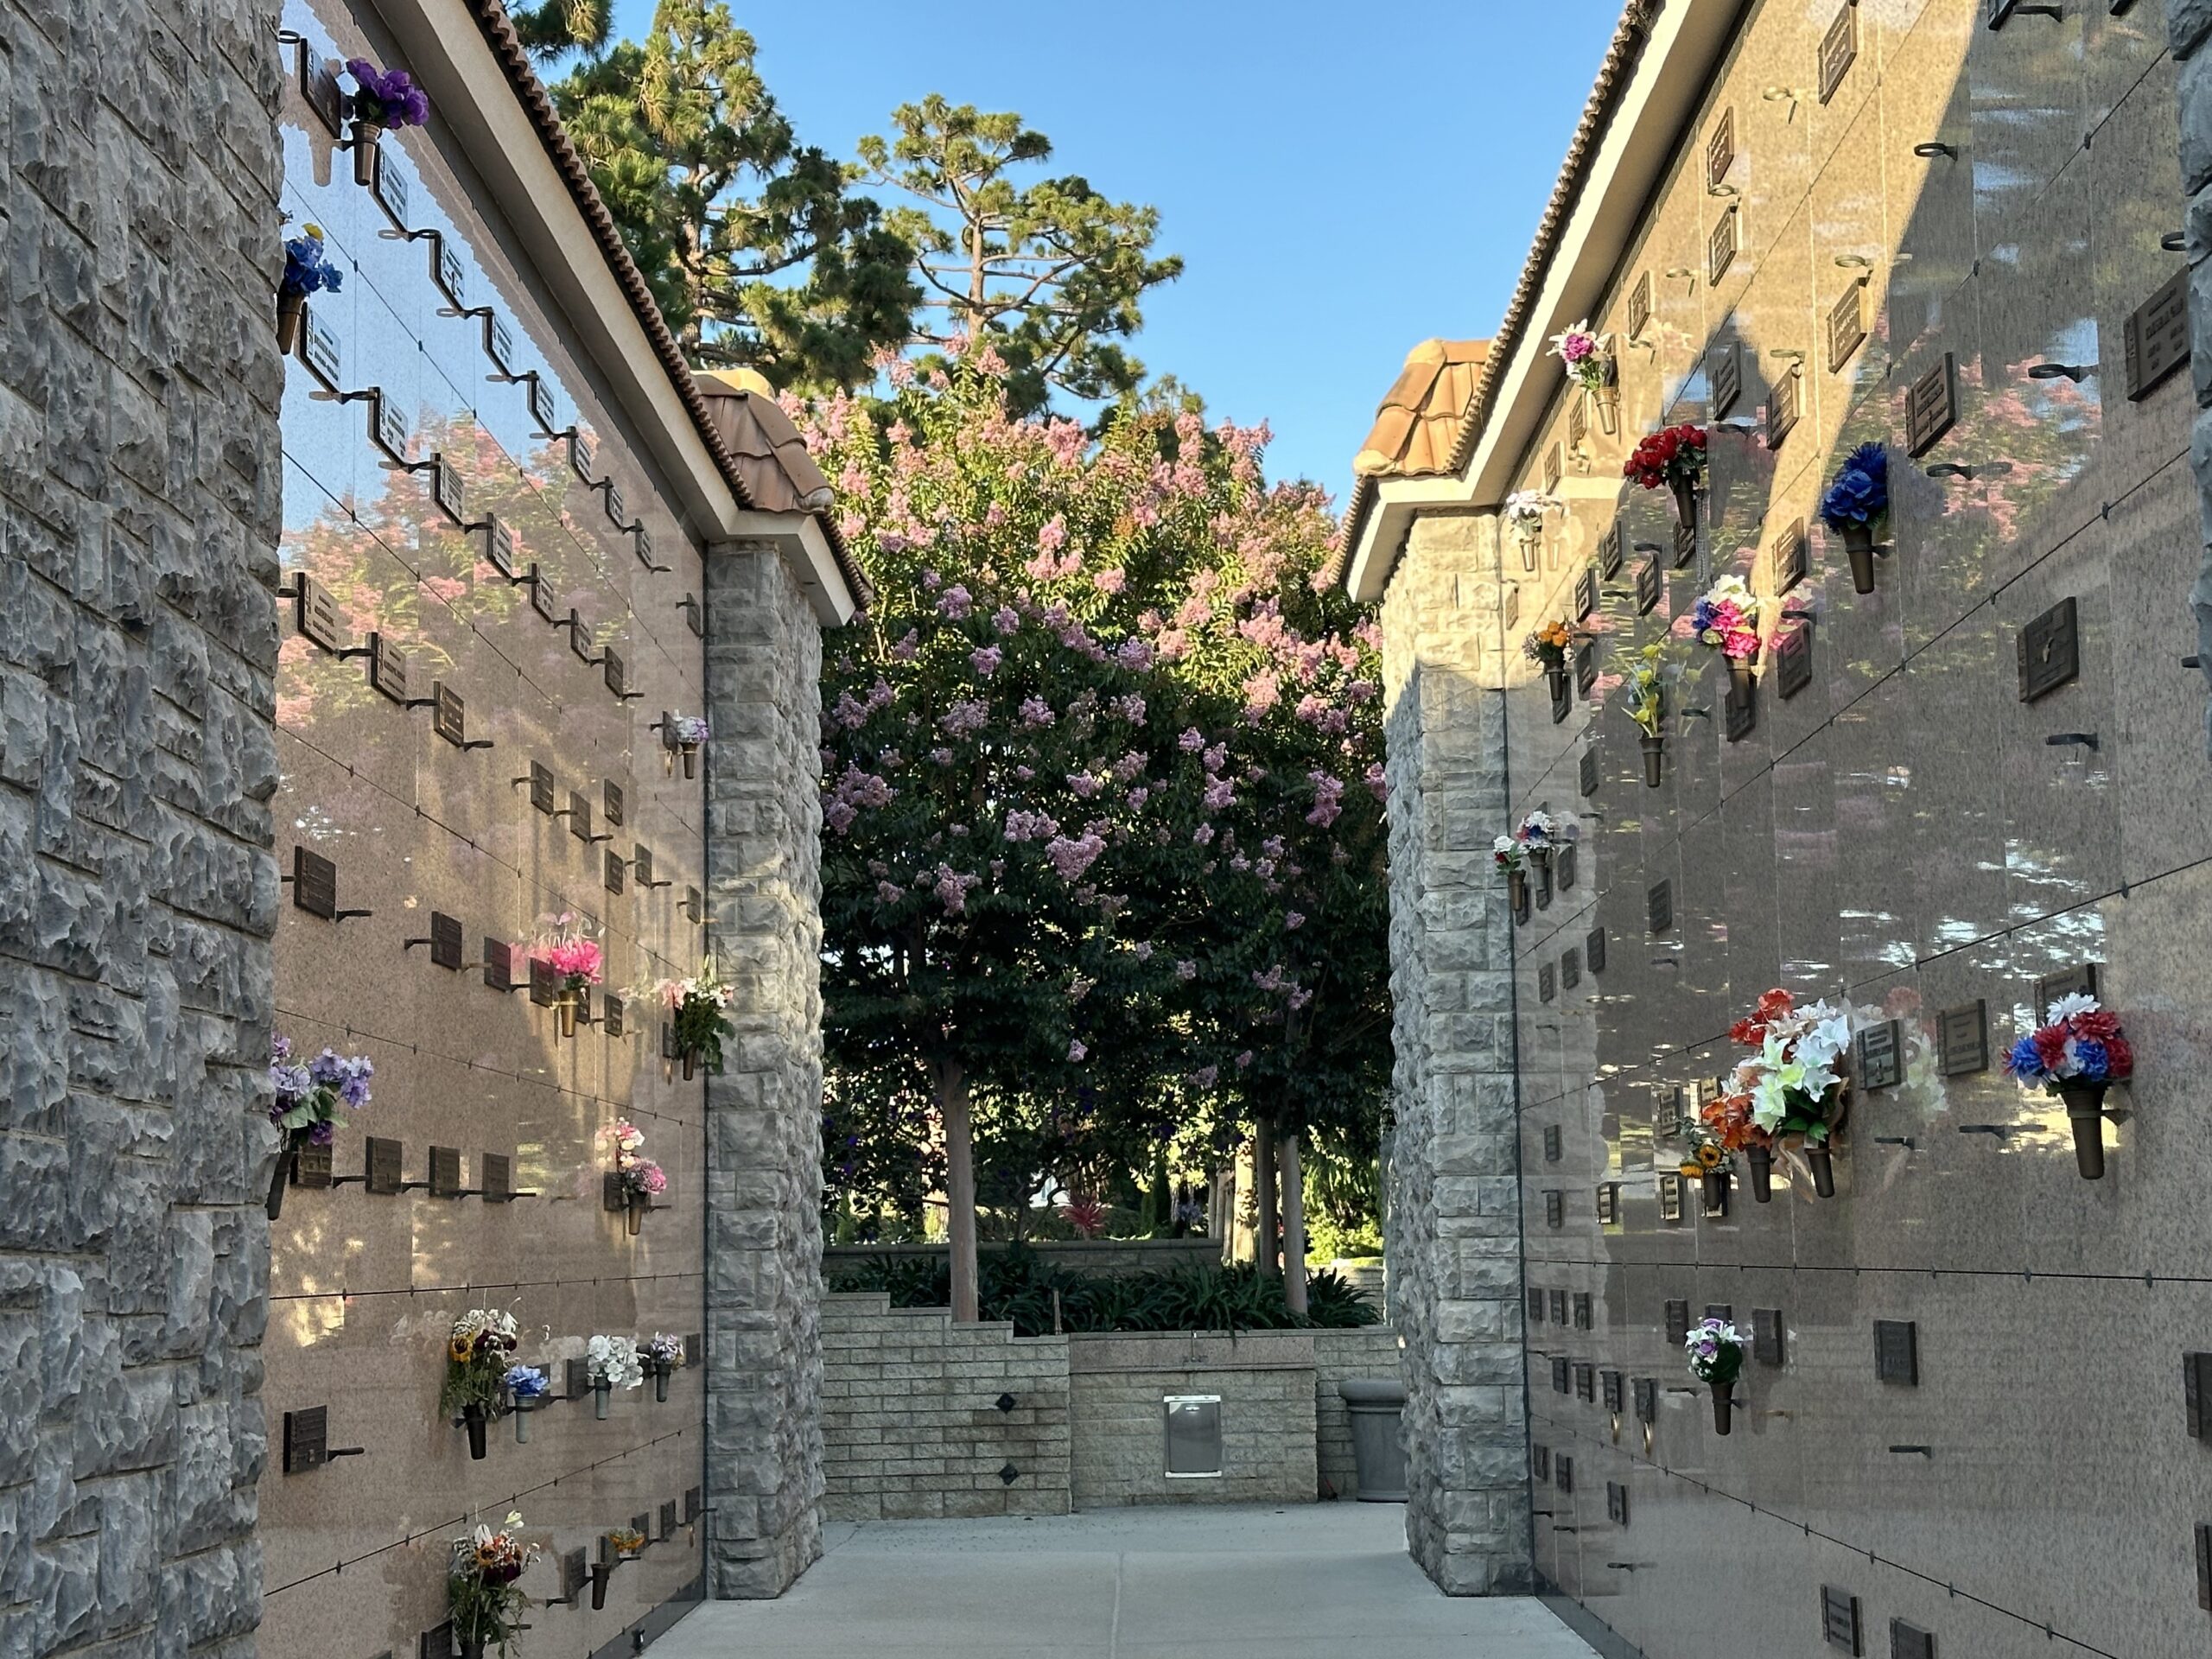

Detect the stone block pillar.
[
  {"left": 2170, "top": 2, "right": 2212, "bottom": 751},
  {"left": 701, "top": 541, "right": 827, "bottom": 1596},
  {"left": 1376, "top": 514, "right": 1532, "bottom": 1595},
  {"left": 0, "top": 0, "right": 284, "bottom": 1647}
]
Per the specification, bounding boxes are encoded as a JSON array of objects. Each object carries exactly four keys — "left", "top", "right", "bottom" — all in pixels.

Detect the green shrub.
[{"left": 825, "top": 1245, "right": 1380, "bottom": 1336}]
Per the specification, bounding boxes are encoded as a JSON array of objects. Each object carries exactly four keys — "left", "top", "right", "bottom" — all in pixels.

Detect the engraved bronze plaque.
[
  {"left": 367, "top": 634, "right": 409, "bottom": 704},
  {"left": 302, "top": 308, "right": 342, "bottom": 390},
  {"left": 428, "top": 1146, "right": 462, "bottom": 1198},
  {"left": 485, "top": 516, "right": 517, "bottom": 578},
  {"left": 558, "top": 1547, "right": 587, "bottom": 1604},
  {"left": 1543, "top": 442, "right": 1561, "bottom": 497},
  {"left": 429, "top": 912, "right": 463, "bottom": 970},
  {"left": 2033, "top": 963, "right": 2097, "bottom": 1015},
  {"left": 570, "top": 430, "right": 595, "bottom": 480},
  {"left": 483, "top": 938, "right": 516, "bottom": 991},
  {"left": 481, "top": 1154, "right": 512, "bottom": 1201},
  {"left": 1664, "top": 1299, "right": 1690, "bottom": 1345},
  {"left": 1627, "top": 273, "right": 1653, "bottom": 344},
  {"left": 568, "top": 609, "right": 597, "bottom": 665},
  {"left": 603, "top": 780, "right": 625, "bottom": 827},
  {"left": 659, "top": 1500, "right": 678, "bottom": 1540},
  {"left": 1634, "top": 1377, "right": 1657, "bottom": 1422},
  {"left": 1555, "top": 1456, "right": 1573, "bottom": 1495},
  {"left": 301, "top": 53, "right": 343, "bottom": 134},
  {"left": 2017, "top": 597, "right": 2078, "bottom": 702},
  {"left": 372, "top": 392, "right": 409, "bottom": 463},
  {"left": 1828, "top": 283, "right": 1867, "bottom": 374},
  {"left": 1601, "top": 1370, "right": 1624, "bottom": 1414},
  {"left": 1544, "top": 1190, "right": 1564, "bottom": 1230},
  {"left": 294, "top": 1142, "right": 334, "bottom": 1187},
  {"left": 369, "top": 144, "right": 409, "bottom": 226},
  {"left": 1574, "top": 1362, "right": 1595, "bottom": 1402},
  {"left": 1710, "top": 340, "right": 1740, "bottom": 419},
  {"left": 2192, "top": 1353, "right": 2212, "bottom": 1440},
  {"left": 1573, "top": 1293, "right": 1592, "bottom": 1331},
  {"left": 1708, "top": 205, "right": 1739, "bottom": 287},
  {"left": 1855, "top": 1019, "right": 1903, "bottom": 1090},
  {"left": 635, "top": 524, "right": 656, "bottom": 569},
  {"left": 283, "top": 1406, "right": 328, "bottom": 1473},
  {"left": 1551, "top": 1357, "right": 1571, "bottom": 1395},
  {"left": 1587, "top": 926, "right": 1605, "bottom": 973},
  {"left": 1647, "top": 880, "right": 1672, "bottom": 935},
  {"left": 568, "top": 791, "right": 593, "bottom": 842},
  {"left": 1753, "top": 1308, "right": 1785, "bottom": 1365},
  {"left": 603, "top": 648, "right": 629, "bottom": 699},
  {"left": 530, "top": 571, "right": 556, "bottom": 623},
  {"left": 432, "top": 683, "right": 467, "bottom": 748},
  {"left": 1707, "top": 106, "right": 1734, "bottom": 188},
  {"left": 1767, "top": 364, "right": 1801, "bottom": 448},
  {"left": 603, "top": 995, "right": 625, "bottom": 1038},
  {"left": 1889, "top": 1621, "right": 1934, "bottom": 1659},
  {"left": 1821, "top": 1585, "right": 1862, "bottom": 1654},
  {"left": 605, "top": 849, "right": 626, "bottom": 894},
  {"left": 292, "top": 847, "right": 338, "bottom": 919},
  {"left": 527, "top": 375, "right": 556, "bottom": 434},
  {"left": 1937, "top": 1001, "right": 1987, "bottom": 1076},
  {"left": 529, "top": 957, "right": 558, "bottom": 1007},
  {"left": 1532, "top": 1444, "right": 1550, "bottom": 1480},
  {"left": 1596, "top": 1183, "right": 1620, "bottom": 1224},
  {"left": 1543, "top": 1124, "right": 1561, "bottom": 1162},
  {"left": 1673, "top": 520, "right": 1697, "bottom": 569},
  {"left": 1635, "top": 556, "right": 1661, "bottom": 614},
  {"left": 1567, "top": 391, "right": 1586, "bottom": 450},
  {"left": 1575, "top": 567, "right": 1598, "bottom": 621},
  {"left": 294, "top": 572, "right": 345, "bottom": 653},
  {"left": 528, "top": 761, "right": 556, "bottom": 814},
  {"left": 1538, "top": 963, "right": 1555, "bottom": 1002},
  {"left": 1724, "top": 678, "right": 1756, "bottom": 742},
  {"left": 365, "top": 1135, "right": 404, "bottom": 1196},
  {"left": 1657, "top": 1089, "right": 1685, "bottom": 1139},
  {"left": 1529, "top": 1286, "right": 1545, "bottom": 1322},
  {"left": 564, "top": 1357, "right": 590, "bottom": 1399},
  {"left": 435, "top": 239, "right": 467, "bottom": 308},
  {"left": 1776, "top": 621, "right": 1813, "bottom": 699},
  {"left": 632, "top": 844, "right": 656, "bottom": 887},
  {"left": 1818, "top": 3, "right": 1857, "bottom": 104},
  {"left": 1605, "top": 1479, "right": 1629, "bottom": 1526},
  {"left": 1559, "top": 845, "right": 1577, "bottom": 892},
  {"left": 1550, "top": 674, "right": 1571, "bottom": 725},
  {"left": 1579, "top": 748, "right": 1599, "bottom": 798},
  {"left": 1504, "top": 586, "right": 1520, "bottom": 630},
  {"left": 1905, "top": 353, "right": 1957, "bottom": 455},
  {"left": 486, "top": 314, "right": 517, "bottom": 376},
  {"left": 685, "top": 1484, "right": 703, "bottom": 1521},
  {"left": 662, "top": 1023, "right": 678, "bottom": 1061},
  {"left": 1705, "top": 1302, "right": 1732, "bottom": 1323},
  {"left": 683, "top": 593, "right": 705, "bottom": 639},
  {"left": 604, "top": 480, "right": 626, "bottom": 527},
  {"left": 1773, "top": 519, "right": 1808, "bottom": 594},
  {"left": 1561, "top": 946, "right": 1581, "bottom": 988},
  {"left": 684, "top": 886, "right": 702, "bottom": 924},
  {"left": 1874, "top": 1319, "right": 1918, "bottom": 1385},
  {"left": 431, "top": 456, "right": 466, "bottom": 526},
  {"left": 421, "top": 1624, "right": 454, "bottom": 1659},
  {"left": 2124, "top": 269, "right": 2190, "bottom": 401},
  {"left": 1659, "top": 1172, "right": 1683, "bottom": 1223},
  {"left": 1550, "top": 1289, "right": 1569, "bottom": 1326},
  {"left": 1598, "top": 518, "right": 1623, "bottom": 579}
]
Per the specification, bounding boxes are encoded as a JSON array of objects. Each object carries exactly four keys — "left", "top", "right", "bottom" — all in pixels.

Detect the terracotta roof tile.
[
  {"left": 696, "top": 371, "right": 836, "bottom": 518},
  {"left": 1352, "top": 339, "right": 1490, "bottom": 482}
]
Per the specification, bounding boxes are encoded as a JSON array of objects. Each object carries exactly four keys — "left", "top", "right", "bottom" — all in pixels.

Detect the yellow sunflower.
[
  {"left": 448, "top": 1335, "right": 474, "bottom": 1363},
  {"left": 1694, "top": 1144, "right": 1723, "bottom": 1168},
  {"left": 1677, "top": 1160, "right": 1701, "bottom": 1179}
]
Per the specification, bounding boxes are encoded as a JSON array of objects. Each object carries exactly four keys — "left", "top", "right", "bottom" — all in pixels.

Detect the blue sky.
[{"left": 610, "top": 0, "right": 1623, "bottom": 501}]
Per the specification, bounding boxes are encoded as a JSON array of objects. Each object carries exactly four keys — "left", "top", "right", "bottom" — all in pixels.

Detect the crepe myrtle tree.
[{"left": 809, "top": 347, "right": 1385, "bottom": 1319}]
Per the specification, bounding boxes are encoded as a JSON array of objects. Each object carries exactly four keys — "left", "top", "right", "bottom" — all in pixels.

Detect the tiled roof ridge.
[
  {"left": 1328, "top": 0, "right": 1662, "bottom": 587},
  {"left": 465, "top": 0, "right": 872, "bottom": 609}
]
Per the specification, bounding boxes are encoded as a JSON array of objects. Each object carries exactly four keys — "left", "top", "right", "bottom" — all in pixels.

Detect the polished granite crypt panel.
[
  {"left": 264, "top": 4, "right": 709, "bottom": 1652},
  {"left": 1485, "top": 1, "right": 2201, "bottom": 1654}
]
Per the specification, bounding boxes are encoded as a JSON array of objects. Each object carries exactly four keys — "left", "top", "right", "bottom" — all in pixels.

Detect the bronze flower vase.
[
  {"left": 276, "top": 289, "right": 304, "bottom": 355},
  {"left": 350, "top": 120, "right": 383, "bottom": 187},
  {"left": 1669, "top": 476, "right": 1699, "bottom": 530},
  {"left": 652, "top": 1360, "right": 670, "bottom": 1404},
  {"left": 626, "top": 1192, "right": 647, "bottom": 1236},
  {"left": 1805, "top": 1143, "right": 1837, "bottom": 1198},
  {"left": 512, "top": 1401, "right": 532, "bottom": 1444},
  {"left": 1727, "top": 658, "right": 1756, "bottom": 704},
  {"left": 1592, "top": 376, "right": 1618, "bottom": 435},
  {"left": 1700, "top": 1168, "right": 1728, "bottom": 1210},
  {"left": 462, "top": 1402, "right": 488, "bottom": 1461},
  {"left": 679, "top": 744, "right": 698, "bottom": 780},
  {"left": 1518, "top": 533, "right": 1539, "bottom": 572},
  {"left": 1709, "top": 1378, "right": 1734, "bottom": 1436},
  {"left": 2056, "top": 1081, "right": 2109, "bottom": 1179},
  {"left": 1745, "top": 1144, "right": 1775, "bottom": 1203},
  {"left": 460, "top": 1637, "right": 485, "bottom": 1659},
  {"left": 589, "top": 1561, "right": 612, "bottom": 1611},
  {"left": 1842, "top": 522, "right": 1878, "bottom": 594},
  {"left": 680, "top": 1049, "right": 696, "bottom": 1081},
  {"left": 557, "top": 989, "right": 582, "bottom": 1039},
  {"left": 1505, "top": 868, "right": 1528, "bottom": 918},
  {"left": 1638, "top": 734, "right": 1665, "bottom": 788},
  {"left": 593, "top": 1380, "right": 612, "bottom": 1421},
  {"left": 1531, "top": 849, "right": 1554, "bottom": 908},
  {"left": 266, "top": 1147, "right": 294, "bottom": 1222}
]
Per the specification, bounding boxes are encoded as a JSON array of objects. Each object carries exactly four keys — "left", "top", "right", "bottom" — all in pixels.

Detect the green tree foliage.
[
  {"left": 549, "top": 0, "right": 917, "bottom": 387},
  {"left": 859, "top": 96, "right": 1185, "bottom": 414}
]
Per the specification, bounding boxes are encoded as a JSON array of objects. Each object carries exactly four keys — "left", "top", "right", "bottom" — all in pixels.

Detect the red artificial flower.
[
  {"left": 2103, "top": 1035, "right": 2133, "bottom": 1078},
  {"left": 2032, "top": 1027, "right": 2069, "bottom": 1067},
  {"left": 2072, "top": 1010, "right": 2121, "bottom": 1042},
  {"left": 1756, "top": 988, "right": 1795, "bottom": 1020},
  {"left": 1728, "top": 1016, "right": 1764, "bottom": 1046}
]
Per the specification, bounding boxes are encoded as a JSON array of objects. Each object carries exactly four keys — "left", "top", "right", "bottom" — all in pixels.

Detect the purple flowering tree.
[{"left": 809, "top": 349, "right": 1386, "bottom": 1318}]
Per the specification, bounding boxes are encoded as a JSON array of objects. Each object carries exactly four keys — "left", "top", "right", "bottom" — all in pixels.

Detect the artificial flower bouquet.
[
  {"left": 1549, "top": 320, "right": 1613, "bottom": 397},
  {"left": 1718, "top": 988, "right": 1853, "bottom": 1198},
  {"left": 531, "top": 922, "right": 602, "bottom": 1037},
  {"left": 1513, "top": 810, "right": 1575, "bottom": 895},
  {"left": 265, "top": 1034, "right": 372, "bottom": 1219},
  {"left": 448, "top": 1511, "right": 537, "bottom": 1658},
  {"left": 605, "top": 1118, "right": 666, "bottom": 1232},
  {"left": 1820, "top": 441, "right": 1891, "bottom": 592},
  {"left": 1675, "top": 1116, "right": 1735, "bottom": 1207},
  {"left": 1622, "top": 644, "right": 1669, "bottom": 785},
  {"left": 1503, "top": 489, "right": 1560, "bottom": 569},
  {"left": 1522, "top": 620, "right": 1579, "bottom": 686},
  {"left": 1690, "top": 573, "right": 1761, "bottom": 696},
  {"left": 2005, "top": 992, "right": 2133, "bottom": 1179},
  {"left": 667, "top": 713, "right": 709, "bottom": 778},
  {"left": 444, "top": 1309, "right": 519, "bottom": 1458},
  {"left": 1624, "top": 423, "right": 1707, "bottom": 527},
  {"left": 276, "top": 226, "right": 343, "bottom": 351},
  {"left": 586, "top": 1333, "right": 644, "bottom": 1418},
  {"left": 641, "top": 1332, "right": 686, "bottom": 1402},
  {"left": 663, "top": 962, "right": 734, "bottom": 1078},
  {"left": 346, "top": 59, "right": 429, "bottom": 133},
  {"left": 1682, "top": 1315, "right": 1748, "bottom": 1434}
]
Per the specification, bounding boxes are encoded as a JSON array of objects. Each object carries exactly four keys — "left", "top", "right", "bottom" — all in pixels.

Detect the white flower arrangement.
[
  {"left": 1503, "top": 489, "right": 1560, "bottom": 538},
  {"left": 587, "top": 1333, "right": 645, "bottom": 1391}
]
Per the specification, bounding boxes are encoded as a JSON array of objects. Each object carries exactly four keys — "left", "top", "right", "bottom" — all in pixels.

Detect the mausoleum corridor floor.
[{"left": 658, "top": 1503, "right": 1598, "bottom": 1656}]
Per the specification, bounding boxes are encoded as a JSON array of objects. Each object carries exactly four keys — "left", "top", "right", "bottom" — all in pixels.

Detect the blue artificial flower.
[
  {"left": 2072, "top": 1038, "right": 2110, "bottom": 1083},
  {"left": 502, "top": 1364, "right": 549, "bottom": 1399},
  {"left": 2004, "top": 1033, "right": 2045, "bottom": 1080},
  {"left": 1819, "top": 442, "right": 1890, "bottom": 530}
]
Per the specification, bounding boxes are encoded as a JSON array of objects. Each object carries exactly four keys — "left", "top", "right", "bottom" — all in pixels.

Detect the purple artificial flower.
[{"left": 346, "top": 59, "right": 429, "bottom": 129}]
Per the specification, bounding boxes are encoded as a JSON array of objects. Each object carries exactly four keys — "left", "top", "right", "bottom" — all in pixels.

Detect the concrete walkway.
[{"left": 657, "top": 1504, "right": 1597, "bottom": 1657}]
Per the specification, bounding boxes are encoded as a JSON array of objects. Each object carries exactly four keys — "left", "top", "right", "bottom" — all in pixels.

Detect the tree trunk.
[
  {"left": 1254, "top": 1116, "right": 1280, "bottom": 1279},
  {"left": 1212, "top": 1166, "right": 1236, "bottom": 1262},
  {"left": 1281, "top": 1128, "right": 1308, "bottom": 1317},
  {"left": 939, "top": 1059, "right": 979, "bottom": 1322}
]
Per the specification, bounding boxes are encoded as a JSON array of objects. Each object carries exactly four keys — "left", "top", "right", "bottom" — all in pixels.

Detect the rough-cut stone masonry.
[
  {"left": 702, "top": 542, "right": 828, "bottom": 1597},
  {"left": 1376, "top": 514, "right": 1530, "bottom": 1595},
  {"left": 2172, "top": 1, "right": 2212, "bottom": 745},
  {"left": 0, "top": 0, "right": 284, "bottom": 1648}
]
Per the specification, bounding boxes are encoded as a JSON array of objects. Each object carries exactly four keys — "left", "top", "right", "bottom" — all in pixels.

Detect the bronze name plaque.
[
  {"left": 1775, "top": 620, "right": 1813, "bottom": 700},
  {"left": 432, "top": 683, "right": 467, "bottom": 747},
  {"left": 1772, "top": 519, "right": 1808, "bottom": 594},
  {"left": 486, "top": 313, "right": 518, "bottom": 376},
  {"left": 2124, "top": 268, "right": 2190, "bottom": 402},
  {"left": 604, "top": 480, "right": 626, "bottom": 527},
  {"left": 527, "top": 760, "right": 556, "bottom": 814},
  {"left": 569, "top": 429, "right": 595, "bottom": 480},
  {"left": 1543, "top": 1124, "right": 1561, "bottom": 1161},
  {"left": 1627, "top": 270, "right": 1651, "bottom": 341},
  {"left": 1708, "top": 205, "right": 1739, "bottom": 287},
  {"left": 603, "top": 647, "right": 629, "bottom": 699},
  {"left": 605, "top": 849, "right": 626, "bottom": 894},
  {"left": 1709, "top": 339, "right": 1740, "bottom": 419},
  {"left": 568, "top": 609, "right": 597, "bottom": 664},
  {"left": 302, "top": 309, "right": 342, "bottom": 391},
  {"left": 431, "top": 456, "right": 466, "bottom": 527},
  {"left": 435, "top": 238, "right": 467, "bottom": 308},
  {"left": 1586, "top": 925, "right": 1605, "bottom": 974},
  {"left": 1821, "top": 1586, "right": 1861, "bottom": 1652},
  {"left": 1597, "top": 518, "right": 1623, "bottom": 579},
  {"left": 1724, "top": 677, "right": 1756, "bottom": 741},
  {"left": 602, "top": 995, "right": 625, "bottom": 1038},
  {"left": 283, "top": 1407, "right": 328, "bottom": 1473},
  {"left": 1707, "top": 106, "right": 1734, "bottom": 188},
  {"left": 1938, "top": 1000, "right": 1988, "bottom": 1075},
  {"left": 632, "top": 844, "right": 656, "bottom": 887},
  {"left": 568, "top": 791, "right": 593, "bottom": 842},
  {"left": 1854, "top": 1019, "right": 1903, "bottom": 1090},
  {"left": 369, "top": 143, "right": 409, "bottom": 226},
  {"left": 527, "top": 374, "right": 556, "bottom": 435},
  {"left": 1579, "top": 747, "right": 1599, "bottom": 798},
  {"left": 365, "top": 1135, "right": 404, "bottom": 1196},
  {"left": 293, "top": 572, "right": 345, "bottom": 653},
  {"left": 428, "top": 1146, "right": 463, "bottom": 1198},
  {"left": 1766, "top": 363, "right": 1800, "bottom": 448},
  {"left": 1873, "top": 1319, "right": 1918, "bottom": 1384},
  {"left": 1574, "top": 640, "right": 1598, "bottom": 696},
  {"left": 371, "top": 392, "right": 409, "bottom": 464},
  {"left": 1538, "top": 963, "right": 1555, "bottom": 1002},
  {"left": 481, "top": 1153, "right": 513, "bottom": 1202},
  {"left": 1596, "top": 1182, "right": 1620, "bottom": 1224},
  {"left": 1673, "top": 520, "right": 1697, "bottom": 569},
  {"left": 483, "top": 937, "right": 517, "bottom": 991},
  {"left": 603, "top": 780, "right": 625, "bottom": 826},
  {"left": 293, "top": 1142, "right": 334, "bottom": 1188},
  {"left": 292, "top": 846, "right": 339, "bottom": 918},
  {"left": 1574, "top": 567, "right": 1598, "bottom": 621},
  {"left": 484, "top": 516, "right": 517, "bottom": 578},
  {"left": 367, "top": 634, "right": 409, "bottom": 704},
  {"left": 1648, "top": 880, "right": 1672, "bottom": 935},
  {"left": 528, "top": 567, "right": 558, "bottom": 625},
  {"left": 529, "top": 957, "right": 558, "bottom": 1007},
  {"left": 1567, "top": 391, "right": 1586, "bottom": 449},
  {"left": 1753, "top": 1307, "right": 1785, "bottom": 1365},
  {"left": 1818, "top": 3, "right": 1857, "bottom": 103},
  {"left": 1905, "top": 353, "right": 1958, "bottom": 455},
  {"left": 429, "top": 911, "right": 464, "bottom": 970},
  {"left": 1635, "top": 556, "right": 1662, "bottom": 614},
  {"left": 300, "top": 53, "right": 343, "bottom": 134},
  {"left": 2016, "top": 596, "right": 2079, "bottom": 702},
  {"left": 1827, "top": 283, "right": 1866, "bottom": 372},
  {"left": 1544, "top": 1190, "right": 1564, "bottom": 1229},
  {"left": 1542, "top": 442, "right": 1561, "bottom": 497}
]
